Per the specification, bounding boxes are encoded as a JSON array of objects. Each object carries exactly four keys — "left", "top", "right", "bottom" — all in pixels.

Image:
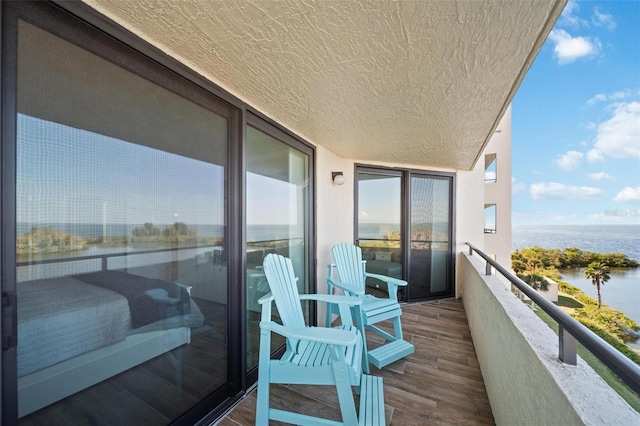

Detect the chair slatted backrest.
[
  {"left": 262, "top": 253, "right": 306, "bottom": 328},
  {"left": 332, "top": 243, "right": 367, "bottom": 291}
]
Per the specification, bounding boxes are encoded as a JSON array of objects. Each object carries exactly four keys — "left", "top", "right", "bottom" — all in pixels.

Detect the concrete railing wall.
[{"left": 460, "top": 252, "right": 639, "bottom": 426}]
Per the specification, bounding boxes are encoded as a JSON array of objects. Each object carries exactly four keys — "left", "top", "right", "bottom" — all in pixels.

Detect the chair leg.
[
  {"left": 326, "top": 302, "right": 340, "bottom": 327},
  {"left": 357, "top": 312, "right": 371, "bottom": 374},
  {"left": 331, "top": 358, "right": 358, "bottom": 425},
  {"left": 255, "top": 368, "right": 270, "bottom": 425},
  {"left": 256, "top": 330, "right": 272, "bottom": 426},
  {"left": 392, "top": 316, "right": 404, "bottom": 341}
]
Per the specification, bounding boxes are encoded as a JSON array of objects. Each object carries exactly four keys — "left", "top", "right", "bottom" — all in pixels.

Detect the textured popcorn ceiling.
[{"left": 83, "top": 0, "right": 564, "bottom": 171}]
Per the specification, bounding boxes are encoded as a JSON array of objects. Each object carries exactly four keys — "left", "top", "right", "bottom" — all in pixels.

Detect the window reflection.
[
  {"left": 17, "top": 20, "right": 229, "bottom": 423},
  {"left": 245, "top": 125, "right": 309, "bottom": 370}
]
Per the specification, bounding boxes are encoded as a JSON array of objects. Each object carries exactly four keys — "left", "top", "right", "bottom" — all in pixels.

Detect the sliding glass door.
[
  {"left": 245, "top": 116, "right": 312, "bottom": 373},
  {"left": 3, "top": 3, "right": 316, "bottom": 423},
  {"left": 356, "top": 168, "right": 454, "bottom": 301},
  {"left": 409, "top": 174, "right": 453, "bottom": 299},
  {"left": 5, "top": 6, "right": 241, "bottom": 423},
  {"left": 355, "top": 171, "right": 405, "bottom": 298}
]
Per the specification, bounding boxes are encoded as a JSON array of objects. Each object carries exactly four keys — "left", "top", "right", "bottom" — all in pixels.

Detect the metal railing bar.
[
  {"left": 16, "top": 243, "right": 222, "bottom": 267},
  {"left": 467, "top": 242, "right": 640, "bottom": 394},
  {"left": 246, "top": 238, "right": 302, "bottom": 245}
]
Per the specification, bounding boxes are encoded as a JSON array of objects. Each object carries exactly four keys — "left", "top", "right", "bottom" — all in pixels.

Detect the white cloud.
[
  {"left": 591, "top": 101, "right": 640, "bottom": 160},
  {"left": 614, "top": 186, "right": 640, "bottom": 202},
  {"left": 610, "top": 90, "right": 633, "bottom": 100},
  {"left": 485, "top": 171, "right": 496, "bottom": 181},
  {"left": 559, "top": 1, "right": 588, "bottom": 28},
  {"left": 548, "top": 29, "right": 601, "bottom": 64},
  {"left": 603, "top": 209, "right": 640, "bottom": 218},
  {"left": 587, "top": 172, "right": 614, "bottom": 181},
  {"left": 586, "top": 89, "right": 634, "bottom": 106},
  {"left": 512, "top": 177, "right": 525, "bottom": 194},
  {"left": 530, "top": 182, "right": 603, "bottom": 200},
  {"left": 592, "top": 7, "right": 616, "bottom": 31},
  {"left": 555, "top": 150, "right": 583, "bottom": 170},
  {"left": 586, "top": 148, "right": 605, "bottom": 162},
  {"left": 586, "top": 93, "right": 607, "bottom": 106}
]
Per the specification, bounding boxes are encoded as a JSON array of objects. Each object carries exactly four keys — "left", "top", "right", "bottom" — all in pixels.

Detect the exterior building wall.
[
  {"left": 314, "top": 152, "right": 486, "bottom": 303},
  {"left": 455, "top": 164, "right": 486, "bottom": 297},
  {"left": 315, "top": 146, "right": 354, "bottom": 321},
  {"left": 484, "top": 105, "right": 513, "bottom": 270}
]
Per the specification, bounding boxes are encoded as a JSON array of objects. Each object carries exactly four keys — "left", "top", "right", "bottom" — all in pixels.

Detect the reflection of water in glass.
[{"left": 560, "top": 267, "right": 640, "bottom": 349}]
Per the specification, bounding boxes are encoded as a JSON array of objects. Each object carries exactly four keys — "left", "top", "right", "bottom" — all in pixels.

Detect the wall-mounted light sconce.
[{"left": 332, "top": 171, "right": 345, "bottom": 186}]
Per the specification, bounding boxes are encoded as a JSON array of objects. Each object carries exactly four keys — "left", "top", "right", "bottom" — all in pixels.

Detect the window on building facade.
[
  {"left": 485, "top": 154, "right": 497, "bottom": 183},
  {"left": 484, "top": 204, "right": 497, "bottom": 234}
]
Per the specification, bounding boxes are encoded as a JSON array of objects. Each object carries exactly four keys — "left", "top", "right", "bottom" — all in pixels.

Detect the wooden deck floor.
[{"left": 217, "top": 298, "right": 495, "bottom": 425}]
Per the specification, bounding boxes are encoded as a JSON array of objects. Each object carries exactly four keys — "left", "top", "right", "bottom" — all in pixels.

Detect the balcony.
[
  {"left": 216, "top": 250, "right": 640, "bottom": 425},
  {"left": 221, "top": 297, "right": 493, "bottom": 425}
]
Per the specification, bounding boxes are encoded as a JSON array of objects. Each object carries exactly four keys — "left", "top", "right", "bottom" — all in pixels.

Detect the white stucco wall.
[
  {"left": 484, "top": 105, "right": 512, "bottom": 269},
  {"left": 462, "top": 252, "right": 639, "bottom": 426},
  {"left": 315, "top": 147, "right": 486, "bottom": 303},
  {"left": 455, "top": 162, "right": 486, "bottom": 297},
  {"left": 315, "top": 146, "right": 354, "bottom": 321}
]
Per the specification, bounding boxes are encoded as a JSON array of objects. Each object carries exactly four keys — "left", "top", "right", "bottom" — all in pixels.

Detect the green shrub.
[
  {"left": 576, "top": 294, "right": 597, "bottom": 306},
  {"left": 577, "top": 319, "right": 640, "bottom": 365},
  {"left": 558, "top": 280, "right": 581, "bottom": 296}
]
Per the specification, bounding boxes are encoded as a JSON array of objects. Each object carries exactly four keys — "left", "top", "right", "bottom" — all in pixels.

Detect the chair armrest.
[
  {"left": 299, "top": 294, "right": 362, "bottom": 306},
  {"left": 258, "top": 292, "right": 274, "bottom": 304},
  {"left": 326, "top": 277, "right": 365, "bottom": 296},
  {"left": 365, "top": 273, "right": 406, "bottom": 300},
  {"left": 260, "top": 321, "right": 358, "bottom": 346},
  {"left": 364, "top": 273, "right": 408, "bottom": 287}
]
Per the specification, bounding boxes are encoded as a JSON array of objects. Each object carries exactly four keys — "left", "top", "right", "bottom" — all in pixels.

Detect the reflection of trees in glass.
[
  {"left": 132, "top": 222, "right": 221, "bottom": 246},
  {"left": 383, "top": 230, "right": 400, "bottom": 241},
  {"left": 132, "top": 222, "right": 161, "bottom": 236},
  {"left": 411, "top": 226, "right": 432, "bottom": 242},
  {"left": 17, "top": 227, "right": 89, "bottom": 255},
  {"left": 360, "top": 230, "right": 400, "bottom": 249},
  {"left": 17, "top": 222, "right": 223, "bottom": 259}
]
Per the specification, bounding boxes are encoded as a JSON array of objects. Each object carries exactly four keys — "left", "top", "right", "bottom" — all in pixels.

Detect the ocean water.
[
  {"left": 512, "top": 224, "right": 640, "bottom": 262},
  {"left": 512, "top": 224, "right": 640, "bottom": 326}
]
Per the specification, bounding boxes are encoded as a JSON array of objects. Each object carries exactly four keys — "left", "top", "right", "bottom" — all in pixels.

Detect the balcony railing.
[{"left": 466, "top": 242, "right": 640, "bottom": 394}]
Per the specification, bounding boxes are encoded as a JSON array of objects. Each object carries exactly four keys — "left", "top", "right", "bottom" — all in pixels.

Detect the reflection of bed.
[{"left": 17, "top": 270, "right": 204, "bottom": 417}]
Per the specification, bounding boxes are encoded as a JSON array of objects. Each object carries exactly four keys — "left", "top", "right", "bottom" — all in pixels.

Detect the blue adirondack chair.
[
  {"left": 256, "top": 253, "right": 385, "bottom": 426},
  {"left": 327, "top": 243, "right": 414, "bottom": 374}
]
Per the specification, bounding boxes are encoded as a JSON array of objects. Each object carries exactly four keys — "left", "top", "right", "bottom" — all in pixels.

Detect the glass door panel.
[
  {"left": 409, "top": 175, "right": 453, "bottom": 299},
  {"left": 16, "top": 20, "right": 230, "bottom": 423},
  {"left": 245, "top": 124, "right": 310, "bottom": 371},
  {"left": 356, "top": 172, "right": 404, "bottom": 298},
  {"left": 356, "top": 168, "right": 454, "bottom": 302}
]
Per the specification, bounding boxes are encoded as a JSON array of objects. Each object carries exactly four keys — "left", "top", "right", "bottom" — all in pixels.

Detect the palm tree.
[{"left": 583, "top": 261, "right": 610, "bottom": 309}]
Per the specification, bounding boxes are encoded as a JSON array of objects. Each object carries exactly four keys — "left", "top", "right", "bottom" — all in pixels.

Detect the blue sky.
[
  {"left": 512, "top": 0, "right": 640, "bottom": 226},
  {"left": 17, "top": 114, "right": 225, "bottom": 227}
]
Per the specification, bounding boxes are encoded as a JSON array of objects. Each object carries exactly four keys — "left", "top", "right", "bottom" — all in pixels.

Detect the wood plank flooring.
[{"left": 217, "top": 298, "right": 495, "bottom": 426}]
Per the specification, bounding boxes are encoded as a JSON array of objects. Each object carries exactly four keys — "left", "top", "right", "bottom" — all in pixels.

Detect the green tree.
[
  {"left": 523, "top": 273, "right": 550, "bottom": 292},
  {"left": 584, "top": 262, "right": 611, "bottom": 309},
  {"left": 511, "top": 250, "right": 527, "bottom": 274},
  {"left": 132, "top": 222, "right": 161, "bottom": 236}
]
